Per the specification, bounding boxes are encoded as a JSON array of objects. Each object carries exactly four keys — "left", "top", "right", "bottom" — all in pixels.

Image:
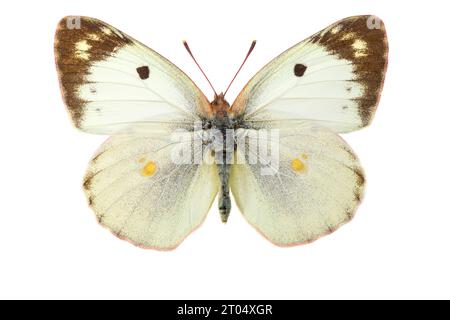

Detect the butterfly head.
[{"left": 211, "top": 92, "right": 230, "bottom": 116}]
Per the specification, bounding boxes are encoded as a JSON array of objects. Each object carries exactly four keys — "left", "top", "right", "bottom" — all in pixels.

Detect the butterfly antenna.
[
  {"left": 224, "top": 40, "right": 256, "bottom": 97},
  {"left": 183, "top": 40, "right": 217, "bottom": 96}
]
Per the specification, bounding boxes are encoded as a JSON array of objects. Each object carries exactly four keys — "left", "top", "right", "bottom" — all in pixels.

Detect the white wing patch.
[{"left": 75, "top": 40, "right": 91, "bottom": 59}]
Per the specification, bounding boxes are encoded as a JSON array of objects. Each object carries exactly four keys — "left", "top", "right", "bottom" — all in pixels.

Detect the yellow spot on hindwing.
[
  {"left": 291, "top": 158, "right": 307, "bottom": 173},
  {"left": 141, "top": 161, "right": 157, "bottom": 177}
]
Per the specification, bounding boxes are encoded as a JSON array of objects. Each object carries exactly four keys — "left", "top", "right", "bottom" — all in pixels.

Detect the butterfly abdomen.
[{"left": 218, "top": 162, "right": 232, "bottom": 223}]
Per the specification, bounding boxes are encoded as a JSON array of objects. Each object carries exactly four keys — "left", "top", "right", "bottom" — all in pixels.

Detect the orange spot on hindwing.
[
  {"left": 291, "top": 158, "right": 307, "bottom": 173},
  {"left": 141, "top": 161, "right": 157, "bottom": 177}
]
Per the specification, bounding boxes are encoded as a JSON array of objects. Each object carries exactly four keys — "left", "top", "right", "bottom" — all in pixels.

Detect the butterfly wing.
[
  {"left": 230, "top": 123, "right": 364, "bottom": 246},
  {"left": 55, "top": 16, "right": 211, "bottom": 134},
  {"left": 84, "top": 130, "right": 219, "bottom": 250},
  {"left": 55, "top": 17, "right": 219, "bottom": 249},
  {"left": 230, "top": 15, "right": 388, "bottom": 133}
]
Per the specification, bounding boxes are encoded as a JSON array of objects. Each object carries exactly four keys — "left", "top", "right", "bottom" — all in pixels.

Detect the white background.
[{"left": 1, "top": 0, "right": 449, "bottom": 299}]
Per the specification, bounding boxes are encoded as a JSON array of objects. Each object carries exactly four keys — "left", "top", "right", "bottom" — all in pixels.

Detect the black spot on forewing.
[
  {"left": 136, "top": 66, "right": 150, "bottom": 79},
  {"left": 294, "top": 64, "right": 307, "bottom": 77}
]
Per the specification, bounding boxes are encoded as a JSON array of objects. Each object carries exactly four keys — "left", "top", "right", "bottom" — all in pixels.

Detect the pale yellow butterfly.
[{"left": 55, "top": 15, "right": 388, "bottom": 250}]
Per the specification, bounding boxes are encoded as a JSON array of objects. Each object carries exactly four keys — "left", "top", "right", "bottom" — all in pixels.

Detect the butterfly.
[{"left": 54, "top": 15, "right": 388, "bottom": 250}]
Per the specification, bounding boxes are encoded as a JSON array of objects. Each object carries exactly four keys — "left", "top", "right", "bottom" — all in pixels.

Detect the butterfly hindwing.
[
  {"left": 83, "top": 130, "right": 219, "bottom": 250},
  {"left": 55, "top": 16, "right": 211, "bottom": 134},
  {"left": 230, "top": 123, "right": 364, "bottom": 246},
  {"left": 231, "top": 15, "right": 388, "bottom": 133}
]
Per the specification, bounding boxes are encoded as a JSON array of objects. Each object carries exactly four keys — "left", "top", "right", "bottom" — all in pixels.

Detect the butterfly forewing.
[
  {"left": 54, "top": 16, "right": 211, "bottom": 134},
  {"left": 231, "top": 15, "right": 388, "bottom": 133}
]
